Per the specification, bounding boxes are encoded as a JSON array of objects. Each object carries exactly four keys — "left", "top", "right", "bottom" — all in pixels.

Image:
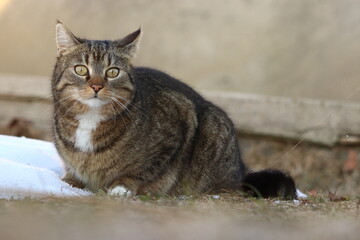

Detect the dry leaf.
[
  {"left": 328, "top": 191, "right": 346, "bottom": 202},
  {"left": 308, "top": 190, "right": 318, "bottom": 197},
  {"left": 343, "top": 150, "right": 358, "bottom": 173}
]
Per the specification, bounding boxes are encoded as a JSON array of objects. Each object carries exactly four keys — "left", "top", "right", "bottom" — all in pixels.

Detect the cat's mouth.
[
  {"left": 89, "top": 91, "right": 106, "bottom": 100},
  {"left": 80, "top": 96, "right": 108, "bottom": 108},
  {"left": 76, "top": 88, "right": 116, "bottom": 108}
]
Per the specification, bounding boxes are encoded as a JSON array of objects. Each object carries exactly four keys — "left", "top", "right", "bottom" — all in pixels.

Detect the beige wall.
[{"left": 0, "top": 0, "right": 359, "bottom": 101}]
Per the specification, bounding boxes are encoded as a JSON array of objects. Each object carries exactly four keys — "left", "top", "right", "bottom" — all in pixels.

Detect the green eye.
[
  {"left": 105, "top": 68, "right": 120, "bottom": 78},
  {"left": 74, "top": 65, "right": 88, "bottom": 76}
]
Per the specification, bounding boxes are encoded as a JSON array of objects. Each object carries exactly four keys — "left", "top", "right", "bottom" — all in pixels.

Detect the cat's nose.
[{"left": 91, "top": 84, "right": 103, "bottom": 93}]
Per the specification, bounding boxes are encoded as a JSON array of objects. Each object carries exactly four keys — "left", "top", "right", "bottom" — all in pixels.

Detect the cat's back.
[{"left": 133, "top": 67, "right": 209, "bottom": 109}]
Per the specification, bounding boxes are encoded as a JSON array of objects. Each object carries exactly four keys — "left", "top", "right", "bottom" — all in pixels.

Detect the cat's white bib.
[{"left": 75, "top": 107, "right": 105, "bottom": 152}]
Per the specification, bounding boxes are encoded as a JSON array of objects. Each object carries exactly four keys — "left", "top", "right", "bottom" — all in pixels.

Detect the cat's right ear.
[
  {"left": 56, "top": 21, "right": 81, "bottom": 57},
  {"left": 115, "top": 28, "right": 142, "bottom": 59}
]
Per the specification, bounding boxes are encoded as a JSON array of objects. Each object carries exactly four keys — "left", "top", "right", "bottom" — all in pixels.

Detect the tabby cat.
[{"left": 52, "top": 22, "right": 297, "bottom": 199}]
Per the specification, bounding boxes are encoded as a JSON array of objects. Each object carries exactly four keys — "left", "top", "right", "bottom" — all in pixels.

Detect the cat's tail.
[{"left": 241, "top": 169, "right": 297, "bottom": 199}]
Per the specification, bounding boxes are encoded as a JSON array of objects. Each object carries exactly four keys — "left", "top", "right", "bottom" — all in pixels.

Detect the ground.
[{"left": 1, "top": 195, "right": 360, "bottom": 240}]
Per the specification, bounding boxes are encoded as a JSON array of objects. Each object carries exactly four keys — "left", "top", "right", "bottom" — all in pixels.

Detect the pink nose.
[{"left": 91, "top": 84, "right": 103, "bottom": 93}]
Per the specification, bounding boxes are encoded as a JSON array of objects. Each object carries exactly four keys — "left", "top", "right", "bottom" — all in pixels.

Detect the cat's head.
[{"left": 52, "top": 21, "right": 141, "bottom": 114}]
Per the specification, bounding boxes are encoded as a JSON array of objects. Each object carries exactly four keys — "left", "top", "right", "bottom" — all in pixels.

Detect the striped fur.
[{"left": 52, "top": 22, "right": 297, "bottom": 198}]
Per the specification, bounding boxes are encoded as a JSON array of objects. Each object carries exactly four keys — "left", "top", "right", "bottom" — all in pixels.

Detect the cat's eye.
[
  {"left": 74, "top": 65, "right": 88, "bottom": 76},
  {"left": 105, "top": 68, "right": 120, "bottom": 78}
]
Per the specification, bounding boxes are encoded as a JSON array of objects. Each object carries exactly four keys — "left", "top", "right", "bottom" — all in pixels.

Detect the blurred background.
[{"left": 0, "top": 0, "right": 359, "bottom": 101}]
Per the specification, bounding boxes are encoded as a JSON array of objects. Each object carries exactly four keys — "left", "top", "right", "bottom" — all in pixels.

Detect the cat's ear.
[
  {"left": 115, "top": 28, "right": 141, "bottom": 59},
  {"left": 56, "top": 21, "right": 81, "bottom": 56}
]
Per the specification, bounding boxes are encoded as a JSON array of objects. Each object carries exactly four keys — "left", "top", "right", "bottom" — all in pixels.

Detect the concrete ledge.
[
  {"left": 202, "top": 91, "right": 360, "bottom": 146},
  {"left": 0, "top": 73, "right": 50, "bottom": 99},
  {"left": 1, "top": 74, "right": 359, "bottom": 146}
]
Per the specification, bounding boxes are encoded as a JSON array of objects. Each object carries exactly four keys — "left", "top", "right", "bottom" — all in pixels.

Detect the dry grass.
[{"left": 1, "top": 194, "right": 360, "bottom": 240}]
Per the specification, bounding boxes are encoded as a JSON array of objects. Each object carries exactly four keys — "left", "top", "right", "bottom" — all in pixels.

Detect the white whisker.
[
  {"left": 110, "top": 97, "right": 136, "bottom": 122},
  {"left": 111, "top": 93, "right": 149, "bottom": 118},
  {"left": 108, "top": 99, "right": 129, "bottom": 131}
]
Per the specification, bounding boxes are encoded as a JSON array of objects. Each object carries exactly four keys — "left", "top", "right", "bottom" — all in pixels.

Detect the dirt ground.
[{"left": 1, "top": 195, "right": 359, "bottom": 240}]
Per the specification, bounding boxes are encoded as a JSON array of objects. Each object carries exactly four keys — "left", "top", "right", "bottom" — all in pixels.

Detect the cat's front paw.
[{"left": 108, "top": 186, "right": 132, "bottom": 197}]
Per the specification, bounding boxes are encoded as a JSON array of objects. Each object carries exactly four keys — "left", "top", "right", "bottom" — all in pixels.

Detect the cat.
[{"left": 52, "top": 21, "right": 297, "bottom": 199}]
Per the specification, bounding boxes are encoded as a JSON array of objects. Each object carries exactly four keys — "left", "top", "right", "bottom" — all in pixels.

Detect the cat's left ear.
[
  {"left": 115, "top": 28, "right": 142, "bottom": 59},
  {"left": 56, "top": 21, "right": 81, "bottom": 56}
]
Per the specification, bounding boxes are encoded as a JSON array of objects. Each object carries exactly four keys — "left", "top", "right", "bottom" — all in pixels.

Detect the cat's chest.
[{"left": 74, "top": 109, "right": 105, "bottom": 152}]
